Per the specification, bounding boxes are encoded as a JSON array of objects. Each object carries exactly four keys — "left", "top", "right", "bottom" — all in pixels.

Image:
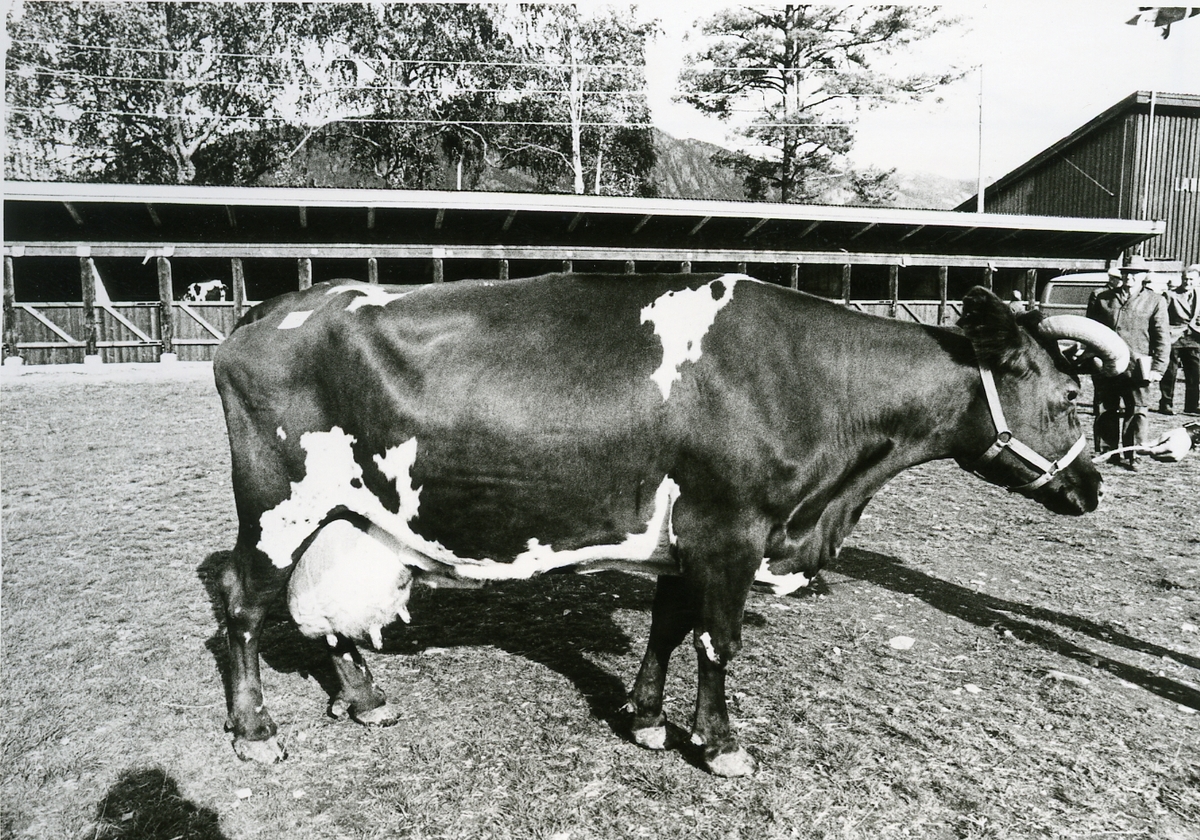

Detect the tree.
[
  {"left": 486, "top": 5, "right": 660, "bottom": 195},
  {"left": 6, "top": 2, "right": 309, "bottom": 184},
  {"left": 677, "top": 5, "right": 962, "bottom": 204}
]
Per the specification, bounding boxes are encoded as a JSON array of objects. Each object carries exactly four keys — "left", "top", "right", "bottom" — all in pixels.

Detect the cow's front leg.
[
  {"left": 683, "top": 526, "right": 764, "bottom": 776},
  {"left": 326, "top": 634, "right": 399, "bottom": 726},
  {"left": 629, "top": 575, "right": 694, "bottom": 750},
  {"left": 219, "top": 548, "right": 286, "bottom": 763}
]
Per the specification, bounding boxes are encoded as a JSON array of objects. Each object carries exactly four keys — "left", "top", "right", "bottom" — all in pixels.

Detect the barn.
[
  {"left": 960, "top": 90, "right": 1200, "bottom": 268},
  {"left": 2, "top": 181, "right": 1161, "bottom": 365}
]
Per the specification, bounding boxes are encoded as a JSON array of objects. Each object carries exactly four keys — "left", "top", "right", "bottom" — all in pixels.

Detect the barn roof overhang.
[{"left": 3, "top": 181, "right": 1163, "bottom": 269}]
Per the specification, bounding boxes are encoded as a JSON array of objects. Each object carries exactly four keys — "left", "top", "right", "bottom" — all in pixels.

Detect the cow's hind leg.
[
  {"left": 629, "top": 575, "right": 693, "bottom": 750},
  {"left": 325, "top": 635, "right": 400, "bottom": 726},
  {"left": 219, "top": 547, "right": 287, "bottom": 763}
]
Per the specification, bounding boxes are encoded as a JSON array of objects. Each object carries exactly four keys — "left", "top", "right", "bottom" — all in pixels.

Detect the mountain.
[
  {"left": 652, "top": 130, "right": 974, "bottom": 209},
  {"left": 256, "top": 127, "right": 973, "bottom": 210}
]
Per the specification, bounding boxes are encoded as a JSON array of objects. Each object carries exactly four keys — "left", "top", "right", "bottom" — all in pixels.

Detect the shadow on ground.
[
  {"left": 836, "top": 547, "right": 1200, "bottom": 710},
  {"left": 197, "top": 550, "right": 657, "bottom": 731},
  {"left": 83, "top": 767, "right": 227, "bottom": 840}
]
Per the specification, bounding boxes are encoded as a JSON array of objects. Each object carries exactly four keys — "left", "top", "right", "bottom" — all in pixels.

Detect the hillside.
[{"left": 256, "top": 128, "right": 972, "bottom": 210}]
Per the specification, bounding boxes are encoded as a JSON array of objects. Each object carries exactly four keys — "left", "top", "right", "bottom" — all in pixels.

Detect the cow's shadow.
[
  {"left": 197, "top": 551, "right": 662, "bottom": 731},
  {"left": 835, "top": 547, "right": 1200, "bottom": 710}
]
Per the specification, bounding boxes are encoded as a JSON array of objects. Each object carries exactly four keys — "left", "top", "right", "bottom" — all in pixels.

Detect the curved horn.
[{"left": 1038, "top": 315, "right": 1130, "bottom": 376}]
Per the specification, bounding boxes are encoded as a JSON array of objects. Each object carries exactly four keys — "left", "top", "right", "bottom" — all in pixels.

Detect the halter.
[{"left": 959, "top": 365, "right": 1088, "bottom": 495}]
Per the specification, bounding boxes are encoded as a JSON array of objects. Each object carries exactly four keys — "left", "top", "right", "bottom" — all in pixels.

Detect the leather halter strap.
[{"left": 963, "top": 365, "right": 1087, "bottom": 495}]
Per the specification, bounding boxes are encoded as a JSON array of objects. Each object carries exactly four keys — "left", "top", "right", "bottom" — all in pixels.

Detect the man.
[
  {"left": 1158, "top": 263, "right": 1200, "bottom": 416},
  {"left": 1086, "top": 256, "right": 1171, "bottom": 470}
]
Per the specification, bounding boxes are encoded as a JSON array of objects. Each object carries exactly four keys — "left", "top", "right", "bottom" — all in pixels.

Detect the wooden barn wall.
[
  {"left": 1140, "top": 109, "right": 1200, "bottom": 265},
  {"left": 985, "top": 117, "right": 1132, "bottom": 220},
  {"left": 986, "top": 107, "right": 1199, "bottom": 266}
]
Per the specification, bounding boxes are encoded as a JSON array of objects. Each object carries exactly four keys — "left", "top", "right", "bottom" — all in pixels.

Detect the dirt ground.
[{"left": 1, "top": 361, "right": 1198, "bottom": 840}]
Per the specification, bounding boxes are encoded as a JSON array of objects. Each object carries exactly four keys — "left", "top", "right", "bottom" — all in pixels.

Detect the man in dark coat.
[
  {"left": 1158, "top": 263, "right": 1200, "bottom": 416},
  {"left": 1086, "top": 256, "right": 1171, "bottom": 470}
]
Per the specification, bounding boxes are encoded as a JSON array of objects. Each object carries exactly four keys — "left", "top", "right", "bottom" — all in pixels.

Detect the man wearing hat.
[
  {"left": 1158, "top": 263, "right": 1200, "bottom": 416},
  {"left": 1086, "top": 255, "right": 1171, "bottom": 469}
]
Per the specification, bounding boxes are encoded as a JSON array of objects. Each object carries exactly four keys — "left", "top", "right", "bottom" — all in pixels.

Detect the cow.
[
  {"left": 213, "top": 272, "right": 1126, "bottom": 777},
  {"left": 183, "top": 280, "right": 228, "bottom": 302}
]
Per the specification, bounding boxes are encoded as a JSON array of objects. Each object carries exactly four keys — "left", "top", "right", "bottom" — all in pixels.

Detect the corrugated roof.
[{"left": 4, "top": 180, "right": 1162, "bottom": 268}]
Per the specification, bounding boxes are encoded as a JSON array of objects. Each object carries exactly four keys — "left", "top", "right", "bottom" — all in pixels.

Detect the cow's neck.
[{"left": 768, "top": 335, "right": 987, "bottom": 577}]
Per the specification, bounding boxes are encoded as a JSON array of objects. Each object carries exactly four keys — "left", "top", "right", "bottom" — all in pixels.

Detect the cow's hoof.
[
  {"left": 632, "top": 725, "right": 668, "bottom": 750},
  {"left": 705, "top": 746, "right": 757, "bottom": 777},
  {"left": 232, "top": 736, "right": 286, "bottom": 764},
  {"left": 354, "top": 702, "right": 401, "bottom": 727}
]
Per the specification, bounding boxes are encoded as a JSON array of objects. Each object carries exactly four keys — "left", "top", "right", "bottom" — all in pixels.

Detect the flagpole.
[{"left": 976, "top": 63, "right": 985, "bottom": 213}]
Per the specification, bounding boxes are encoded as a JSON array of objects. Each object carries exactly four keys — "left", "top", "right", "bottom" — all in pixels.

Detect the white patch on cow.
[
  {"left": 276, "top": 427, "right": 287, "bottom": 441},
  {"left": 278, "top": 310, "right": 313, "bottom": 330},
  {"left": 257, "top": 429, "right": 681, "bottom": 583},
  {"left": 325, "top": 634, "right": 338, "bottom": 648},
  {"left": 754, "top": 558, "right": 811, "bottom": 597},
  {"left": 326, "top": 283, "right": 410, "bottom": 312},
  {"left": 640, "top": 275, "right": 743, "bottom": 400},
  {"left": 453, "top": 475, "right": 681, "bottom": 580},
  {"left": 699, "top": 631, "right": 720, "bottom": 664},
  {"left": 242, "top": 632, "right": 251, "bottom": 642}
]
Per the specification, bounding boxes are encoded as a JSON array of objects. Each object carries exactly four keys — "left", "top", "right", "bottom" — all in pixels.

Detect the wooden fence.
[{"left": 1, "top": 255, "right": 1007, "bottom": 366}]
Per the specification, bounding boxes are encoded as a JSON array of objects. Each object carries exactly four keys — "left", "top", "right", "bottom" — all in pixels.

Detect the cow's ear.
[{"left": 957, "top": 286, "right": 1025, "bottom": 371}]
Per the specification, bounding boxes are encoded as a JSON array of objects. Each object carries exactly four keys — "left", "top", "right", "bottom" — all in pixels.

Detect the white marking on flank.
[
  {"left": 277, "top": 310, "right": 313, "bottom": 330},
  {"left": 754, "top": 558, "right": 811, "bottom": 597},
  {"left": 277, "top": 427, "right": 287, "bottom": 441},
  {"left": 699, "top": 631, "right": 720, "bottom": 664},
  {"left": 326, "top": 283, "right": 411, "bottom": 311},
  {"left": 257, "top": 429, "right": 681, "bottom": 583},
  {"left": 640, "top": 275, "right": 744, "bottom": 401}
]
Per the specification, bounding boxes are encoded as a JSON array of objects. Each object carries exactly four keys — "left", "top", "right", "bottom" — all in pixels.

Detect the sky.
[{"left": 640, "top": 1, "right": 1200, "bottom": 184}]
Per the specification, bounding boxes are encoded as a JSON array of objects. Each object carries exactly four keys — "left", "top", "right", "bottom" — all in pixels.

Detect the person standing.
[
  {"left": 1158, "top": 263, "right": 1200, "bottom": 416},
  {"left": 1086, "top": 256, "right": 1171, "bottom": 470}
]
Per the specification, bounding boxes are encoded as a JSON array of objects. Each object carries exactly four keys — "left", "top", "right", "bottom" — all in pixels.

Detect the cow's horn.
[{"left": 1038, "top": 315, "right": 1130, "bottom": 376}]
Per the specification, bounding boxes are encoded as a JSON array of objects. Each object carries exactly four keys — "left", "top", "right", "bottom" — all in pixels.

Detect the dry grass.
[{"left": 2, "top": 363, "right": 1198, "bottom": 840}]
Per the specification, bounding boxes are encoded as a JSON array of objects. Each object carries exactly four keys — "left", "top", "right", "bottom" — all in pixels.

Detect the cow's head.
[{"left": 955, "top": 287, "right": 1121, "bottom": 516}]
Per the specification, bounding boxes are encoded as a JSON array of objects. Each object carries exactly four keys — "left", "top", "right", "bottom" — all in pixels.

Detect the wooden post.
[
  {"left": 680, "top": 260, "right": 692, "bottom": 274},
  {"left": 1025, "top": 269, "right": 1038, "bottom": 308},
  {"left": 498, "top": 259, "right": 509, "bottom": 281},
  {"left": 624, "top": 260, "right": 635, "bottom": 274},
  {"left": 82, "top": 256, "right": 100, "bottom": 360},
  {"left": 157, "top": 256, "right": 174, "bottom": 359},
  {"left": 888, "top": 265, "right": 899, "bottom": 318},
  {"left": 367, "top": 257, "right": 379, "bottom": 285},
  {"left": 841, "top": 264, "right": 852, "bottom": 304},
  {"left": 3, "top": 256, "right": 19, "bottom": 361},
  {"left": 938, "top": 266, "right": 949, "bottom": 324},
  {"left": 432, "top": 258, "right": 444, "bottom": 284},
  {"left": 561, "top": 260, "right": 573, "bottom": 274},
  {"left": 298, "top": 258, "right": 312, "bottom": 290},
  {"left": 231, "top": 258, "right": 246, "bottom": 324},
  {"left": 789, "top": 264, "right": 799, "bottom": 291},
  {"left": 984, "top": 264, "right": 994, "bottom": 291},
  {"left": 737, "top": 262, "right": 747, "bottom": 274}
]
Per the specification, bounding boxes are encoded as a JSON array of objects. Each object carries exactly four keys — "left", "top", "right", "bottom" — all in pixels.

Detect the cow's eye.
[{"left": 1066, "top": 386, "right": 1079, "bottom": 403}]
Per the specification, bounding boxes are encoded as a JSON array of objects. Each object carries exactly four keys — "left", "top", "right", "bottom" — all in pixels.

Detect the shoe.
[
  {"left": 1124, "top": 456, "right": 1140, "bottom": 472},
  {"left": 1104, "top": 453, "right": 1123, "bottom": 466},
  {"left": 1155, "top": 404, "right": 1175, "bottom": 415},
  {"left": 1183, "top": 409, "right": 1200, "bottom": 417}
]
